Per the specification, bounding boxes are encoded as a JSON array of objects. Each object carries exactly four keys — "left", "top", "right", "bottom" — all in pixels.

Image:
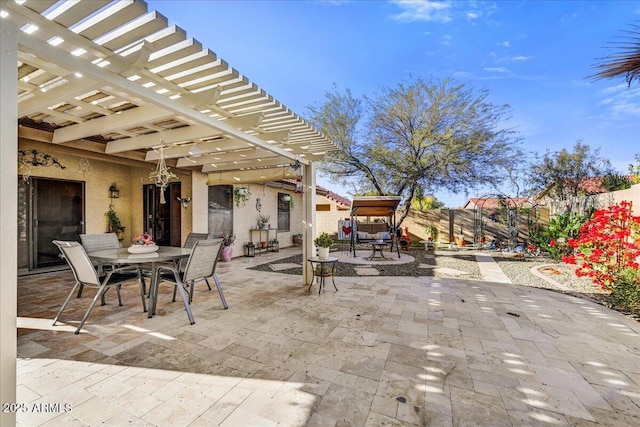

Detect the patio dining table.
[{"left": 88, "top": 246, "right": 191, "bottom": 318}]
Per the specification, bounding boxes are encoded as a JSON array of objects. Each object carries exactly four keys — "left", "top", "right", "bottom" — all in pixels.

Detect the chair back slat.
[
  {"left": 53, "top": 240, "right": 100, "bottom": 286},
  {"left": 80, "top": 233, "right": 120, "bottom": 253},
  {"left": 183, "top": 239, "right": 223, "bottom": 283},
  {"left": 183, "top": 233, "right": 209, "bottom": 249}
]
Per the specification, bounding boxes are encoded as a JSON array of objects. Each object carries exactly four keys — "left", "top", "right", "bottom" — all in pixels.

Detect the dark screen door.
[
  {"left": 18, "top": 177, "right": 84, "bottom": 271},
  {"left": 143, "top": 182, "right": 181, "bottom": 246}
]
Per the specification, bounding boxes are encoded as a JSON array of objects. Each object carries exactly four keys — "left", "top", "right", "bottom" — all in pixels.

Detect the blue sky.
[{"left": 148, "top": 0, "right": 640, "bottom": 207}]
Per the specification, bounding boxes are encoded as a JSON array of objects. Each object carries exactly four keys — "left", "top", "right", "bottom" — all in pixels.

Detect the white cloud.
[
  {"left": 467, "top": 11, "right": 480, "bottom": 20},
  {"left": 599, "top": 83, "right": 628, "bottom": 95},
  {"left": 391, "top": 0, "right": 452, "bottom": 23},
  {"left": 512, "top": 55, "right": 533, "bottom": 61},
  {"left": 498, "top": 41, "right": 511, "bottom": 48},
  {"left": 452, "top": 71, "right": 473, "bottom": 78},
  {"left": 597, "top": 85, "right": 640, "bottom": 118},
  {"left": 484, "top": 67, "right": 509, "bottom": 73},
  {"left": 441, "top": 34, "right": 453, "bottom": 45}
]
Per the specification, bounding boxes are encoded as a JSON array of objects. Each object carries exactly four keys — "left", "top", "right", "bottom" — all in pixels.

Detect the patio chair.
[
  {"left": 52, "top": 240, "right": 147, "bottom": 335},
  {"left": 78, "top": 233, "right": 122, "bottom": 298},
  {"left": 179, "top": 232, "right": 208, "bottom": 267},
  {"left": 152, "top": 239, "right": 228, "bottom": 325}
]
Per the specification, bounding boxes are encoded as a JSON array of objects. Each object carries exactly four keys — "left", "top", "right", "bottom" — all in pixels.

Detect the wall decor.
[
  {"left": 177, "top": 196, "right": 191, "bottom": 209},
  {"left": 18, "top": 149, "right": 66, "bottom": 170},
  {"left": 18, "top": 149, "right": 66, "bottom": 182},
  {"left": 78, "top": 158, "right": 90, "bottom": 177}
]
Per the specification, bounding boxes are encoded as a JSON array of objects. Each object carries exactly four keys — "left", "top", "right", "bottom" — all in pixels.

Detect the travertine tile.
[{"left": 14, "top": 248, "right": 640, "bottom": 426}]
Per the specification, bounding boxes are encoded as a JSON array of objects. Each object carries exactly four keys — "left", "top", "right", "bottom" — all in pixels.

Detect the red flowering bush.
[{"left": 562, "top": 201, "right": 640, "bottom": 314}]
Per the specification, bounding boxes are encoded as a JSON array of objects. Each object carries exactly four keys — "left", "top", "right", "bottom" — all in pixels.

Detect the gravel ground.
[
  {"left": 248, "top": 248, "right": 483, "bottom": 279},
  {"left": 250, "top": 248, "right": 637, "bottom": 320}
]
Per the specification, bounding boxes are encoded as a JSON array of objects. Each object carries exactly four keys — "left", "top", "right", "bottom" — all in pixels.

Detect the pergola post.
[
  {"left": 302, "top": 162, "right": 316, "bottom": 285},
  {"left": 0, "top": 17, "right": 19, "bottom": 427}
]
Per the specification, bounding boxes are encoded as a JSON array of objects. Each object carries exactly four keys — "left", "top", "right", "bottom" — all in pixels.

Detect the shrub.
[
  {"left": 601, "top": 173, "right": 631, "bottom": 191},
  {"left": 314, "top": 232, "right": 334, "bottom": 248},
  {"left": 562, "top": 201, "right": 640, "bottom": 314},
  {"left": 528, "top": 211, "right": 590, "bottom": 260}
]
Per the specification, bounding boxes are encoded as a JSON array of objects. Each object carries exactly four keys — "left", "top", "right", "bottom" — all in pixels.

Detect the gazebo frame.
[{"left": 349, "top": 196, "right": 402, "bottom": 258}]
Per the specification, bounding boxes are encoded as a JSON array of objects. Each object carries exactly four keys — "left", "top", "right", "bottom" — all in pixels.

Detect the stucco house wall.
[
  {"left": 17, "top": 139, "right": 196, "bottom": 246},
  {"left": 315, "top": 194, "right": 351, "bottom": 237},
  {"left": 228, "top": 184, "right": 303, "bottom": 255},
  {"left": 18, "top": 139, "right": 309, "bottom": 261}
]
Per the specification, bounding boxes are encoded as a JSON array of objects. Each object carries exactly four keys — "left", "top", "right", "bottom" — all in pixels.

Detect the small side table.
[
  {"left": 367, "top": 243, "right": 388, "bottom": 260},
  {"left": 307, "top": 256, "right": 338, "bottom": 294}
]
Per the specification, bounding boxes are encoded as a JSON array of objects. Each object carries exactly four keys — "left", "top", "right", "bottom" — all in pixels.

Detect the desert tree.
[
  {"left": 308, "top": 77, "right": 523, "bottom": 224},
  {"left": 526, "top": 141, "right": 613, "bottom": 208}
]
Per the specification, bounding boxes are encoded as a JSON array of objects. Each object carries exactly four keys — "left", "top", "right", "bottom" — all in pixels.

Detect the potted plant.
[
  {"left": 314, "top": 232, "right": 334, "bottom": 259},
  {"left": 220, "top": 234, "right": 235, "bottom": 262},
  {"left": 456, "top": 227, "right": 465, "bottom": 247},
  {"left": 258, "top": 213, "right": 271, "bottom": 229},
  {"left": 106, "top": 209, "right": 125, "bottom": 241},
  {"left": 281, "top": 194, "right": 294, "bottom": 209},
  {"left": 425, "top": 224, "right": 439, "bottom": 242},
  {"left": 234, "top": 186, "right": 251, "bottom": 208}
]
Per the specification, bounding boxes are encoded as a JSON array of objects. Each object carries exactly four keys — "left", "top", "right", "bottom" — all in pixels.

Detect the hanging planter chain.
[{"left": 149, "top": 146, "right": 177, "bottom": 204}]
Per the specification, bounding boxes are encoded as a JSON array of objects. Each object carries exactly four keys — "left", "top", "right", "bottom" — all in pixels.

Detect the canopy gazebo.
[{"left": 348, "top": 196, "right": 401, "bottom": 258}]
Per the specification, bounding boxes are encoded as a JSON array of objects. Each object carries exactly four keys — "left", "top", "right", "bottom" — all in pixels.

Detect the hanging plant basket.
[
  {"left": 149, "top": 146, "right": 177, "bottom": 204},
  {"left": 234, "top": 186, "right": 251, "bottom": 207}
]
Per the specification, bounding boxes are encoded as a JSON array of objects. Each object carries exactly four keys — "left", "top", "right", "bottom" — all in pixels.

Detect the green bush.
[
  {"left": 608, "top": 273, "right": 640, "bottom": 316},
  {"left": 314, "top": 232, "right": 334, "bottom": 248},
  {"left": 528, "top": 211, "right": 590, "bottom": 260},
  {"left": 602, "top": 173, "right": 631, "bottom": 191}
]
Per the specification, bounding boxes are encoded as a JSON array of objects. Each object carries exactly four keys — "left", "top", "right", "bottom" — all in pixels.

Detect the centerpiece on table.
[{"left": 127, "top": 232, "right": 159, "bottom": 253}]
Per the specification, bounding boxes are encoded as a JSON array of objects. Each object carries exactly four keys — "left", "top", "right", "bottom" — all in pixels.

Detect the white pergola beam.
[
  {"left": 206, "top": 167, "right": 302, "bottom": 185},
  {"left": 17, "top": 23, "right": 307, "bottom": 165},
  {"left": 106, "top": 112, "right": 264, "bottom": 154},
  {"left": 201, "top": 156, "right": 291, "bottom": 173},
  {"left": 145, "top": 129, "right": 289, "bottom": 161},
  {"left": 176, "top": 147, "right": 273, "bottom": 167},
  {"left": 18, "top": 78, "right": 101, "bottom": 117},
  {"left": 51, "top": 104, "right": 173, "bottom": 144},
  {"left": 144, "top": 137, "right": 251, "bottom": 161}
]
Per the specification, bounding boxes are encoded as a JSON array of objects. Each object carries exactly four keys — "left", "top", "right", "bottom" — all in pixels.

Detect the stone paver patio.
[{"left": 15, "top": 248, "right": 640, "bottom": 426}]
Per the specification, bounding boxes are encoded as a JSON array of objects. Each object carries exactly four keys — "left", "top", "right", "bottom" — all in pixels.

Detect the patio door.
[
  {"left": 18, "top": 177, "right": 85, "bottom": 273},
  {"left": 143, "top": 182, "right": 181, "bottom": 246}
]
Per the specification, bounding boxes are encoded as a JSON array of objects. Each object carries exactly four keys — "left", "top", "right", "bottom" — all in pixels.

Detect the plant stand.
[{"left": 249, "top": 228, "right": 278, "bottom": 255}]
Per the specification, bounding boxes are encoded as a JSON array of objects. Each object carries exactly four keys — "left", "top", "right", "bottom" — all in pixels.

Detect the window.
[
  {"left": 277, "top": 193, "right": 290, "bottom": 232},
  {"left": 208, "top": 185, "right": 233, "bottom": 237}
]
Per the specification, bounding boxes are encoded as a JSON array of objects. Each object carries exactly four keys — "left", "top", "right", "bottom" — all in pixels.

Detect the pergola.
[
  {"left": 0, "top": 1, "right": 338, "bottom": 420},
  {"left": 349, "top": 196, "right": 402, "bottom": 258}
]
